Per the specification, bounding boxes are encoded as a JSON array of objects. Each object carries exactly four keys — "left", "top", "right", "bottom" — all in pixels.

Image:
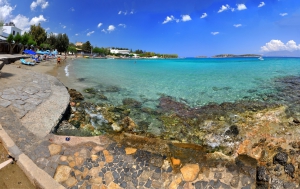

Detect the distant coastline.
[{"left": 212, "top": 54, "right": 261, "bottom": 58}]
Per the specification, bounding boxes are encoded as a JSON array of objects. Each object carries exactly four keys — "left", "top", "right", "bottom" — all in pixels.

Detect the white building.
[
  {"left": 110, "top": 48, "right": 130, "bottom": 54},
  {"left": 1, "top": 22, "right": 22, "bottom": 38}
]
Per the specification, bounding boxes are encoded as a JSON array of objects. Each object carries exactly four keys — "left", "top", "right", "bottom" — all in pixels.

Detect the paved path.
[{"left": 0, "top": 62, "right": 258, "bottom": 189}]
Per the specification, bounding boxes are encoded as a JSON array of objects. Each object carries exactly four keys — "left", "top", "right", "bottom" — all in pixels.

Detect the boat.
[
  {"left": 258, "top": 57, "right": 264, "bottom": 60},
  {"left": 84, "top": 56, "right": 90, "bottom": 58}
]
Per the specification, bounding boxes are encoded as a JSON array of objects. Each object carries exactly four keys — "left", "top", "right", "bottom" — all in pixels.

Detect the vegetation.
[{"left": 28, "top": 23, "right": 47, "bottom": 46}]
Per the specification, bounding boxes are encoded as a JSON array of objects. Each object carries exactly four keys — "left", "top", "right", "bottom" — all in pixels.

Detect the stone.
[
  {"left": 180, "top": 164, "right": 200, "bottom": 182},
  {"left": 105, "top": 171, "right": 114, "bottom": 185},
  {"left": 79, "top": 148, "right": 91, "bottom": 159},
  {"left": 284, "top": 163, "right": 295, "bottom": 178},
  {"left": 103, "top": 150, "right": 113, "bottom": 163},
  {"left": 257, "top": 166, "right": 269, "bottom": 182},
  {"left": 274, "top": 152, "right": 288, "bottom": 166},
  {"left": 48, "top": 144, "right": 62, "bottom": 156},
  {"left": 90, "top": 177, "right": 103, "bottom": 184},
  {"left": 54, "top": 165, "right": 72, "bottom": 183},
  {"left": 107, "top": 182, "right": 121, "bottom": 189},
  {"left": 75, "top": 156, "right": 84, "bottom": 166},
  {"left": 125, "top": 147, "right": 137, "bottom": 155},
  {"left": 89, "top": 167, "right": 102, "bottom": 178},
  {"left": 0, "top": 99, "right": 11, "bottom": 107},
  {"left": 69, "top": 161, "right": 76, "bottom": 168},
  {"left": 60, "top": 155, "right": 68, "bottom": 162},
  {"left": 82, "top": 168, "right": 89, "bottom": 178},
  {"left": 65, "top": 176, "right": 77, "bottom": 187},
  {"left": 168, "top": 175, "right": 182, "bottom": 189},
  {"left": 171, "top": 157, "right": 181, "bottom": 166},
  {"left": 91, "top": 155, "right": 98, "bottom": 161}
]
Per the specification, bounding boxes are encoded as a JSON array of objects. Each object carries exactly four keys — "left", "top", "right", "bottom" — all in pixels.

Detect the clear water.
[{"left": 64, "top": 57, "right": 300, "bottom": 108}]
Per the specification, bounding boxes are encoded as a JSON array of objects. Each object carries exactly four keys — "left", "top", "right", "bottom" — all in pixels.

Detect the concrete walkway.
[{"left": 0, "top": 61, "right": 257, "bottom": 189}]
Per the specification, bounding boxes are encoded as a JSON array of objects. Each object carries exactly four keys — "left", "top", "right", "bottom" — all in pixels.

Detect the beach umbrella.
[{"left": 23, "top": 50, "right": 36, "bottom": 55}]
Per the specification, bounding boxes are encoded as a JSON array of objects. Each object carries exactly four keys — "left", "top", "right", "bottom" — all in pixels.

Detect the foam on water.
[{"left": 64, "top": 64, "right": 70, "bottom": 77}]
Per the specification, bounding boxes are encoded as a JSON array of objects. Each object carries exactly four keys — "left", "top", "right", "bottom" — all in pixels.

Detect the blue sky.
[{"left": 1, "top": 0, "right": 300, "bottom": 57}]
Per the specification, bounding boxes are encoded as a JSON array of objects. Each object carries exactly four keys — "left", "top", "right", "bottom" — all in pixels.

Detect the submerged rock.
[
  {"left": 273, "top": 152, "right": 288, "bottom": 166},
  {"left": 122, "top": 98, "right": 142, "bottom": 108},
  {"left": 68, "top": 89, "right": 84, "bottom": 101}
]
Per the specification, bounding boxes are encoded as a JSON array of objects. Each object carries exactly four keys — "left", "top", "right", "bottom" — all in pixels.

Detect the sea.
[
  {"left": 61, "top": 57, "right": 300, "bottom": 107},
  {"left": 57, "top": 57, "right": 300, "bottom": 136}
]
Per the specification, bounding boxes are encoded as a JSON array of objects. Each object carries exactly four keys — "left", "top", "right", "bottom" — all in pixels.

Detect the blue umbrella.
[{"left": 23, "top": 50, "right": 36, "bottom": 55}]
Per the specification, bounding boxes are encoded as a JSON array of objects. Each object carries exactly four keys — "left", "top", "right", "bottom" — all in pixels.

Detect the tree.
[
  {"left": 19, "top": 32, "right": 30, "bottom": 53},
  {"left": 29, "top": 23, "right": 47, "bottom": 46},
  {"left": 82, "top": 41, "right": 92, "bottom": 53},
  {"left": 46, "top": 32, "right": 56, "bottom": 49},
  {"left": 7, "top": 33, "right": 22, "bottom": 54},
  {"left": 68, "top": 46, "right": 77, "bottom": 54},
  {"left": 55, "top": 33, "right": 69, "bottom": 54}
]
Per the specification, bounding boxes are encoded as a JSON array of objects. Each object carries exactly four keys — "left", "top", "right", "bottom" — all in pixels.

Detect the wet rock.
[
  {"left": 273, "top": 152, "right": 288, "bottom": 166},
  {"left": 257, "top": 166, "right": 269, "bottom": 182},
  {"left": 225, "top": 125, "right": 239, "bottom": 136},
  {"left": 69, "top": 89, "right": 84, "bottom": 101},
  {"left": 125, "top": 147, "right": 137, "bottom": 155},
  {"left": 120, "top": 116, "right": 136, "bottom": 131},
  {"left": 284, "top": 163, "right": 295, "bottom": 178},
  {"left": 122, "top": 98, "right": 142, "bottom": 108},
  {"left": 106, "top": 86, "right": 120, "bottom": 92},
  {"left": 84, "top": 88, "right": 97, "bottom": 94}
]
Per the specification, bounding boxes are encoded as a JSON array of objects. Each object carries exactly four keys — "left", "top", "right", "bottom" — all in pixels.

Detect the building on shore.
[
  {"left": 110, "top": 48, "right": 130, "bottom": 55},
  {"left": 0, "top": 22, "right": 23, "bottom": 54}
]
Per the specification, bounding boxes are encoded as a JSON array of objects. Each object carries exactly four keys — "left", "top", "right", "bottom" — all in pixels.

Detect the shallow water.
[
  {"left": 58, "top": 57, "right": 300, "bottom": 139},
  {"left": 64, "top": 58, "right": 300, "bottom": 107}
]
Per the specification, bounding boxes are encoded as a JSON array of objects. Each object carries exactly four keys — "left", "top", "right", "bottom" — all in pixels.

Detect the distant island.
[{"left": 212, "top": 54, "right": 261, "bottom": 58}]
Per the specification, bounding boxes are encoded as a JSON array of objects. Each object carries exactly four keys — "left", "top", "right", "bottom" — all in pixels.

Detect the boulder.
[{"left": 54, "top": 165, "right": 71, "bottom": 183}]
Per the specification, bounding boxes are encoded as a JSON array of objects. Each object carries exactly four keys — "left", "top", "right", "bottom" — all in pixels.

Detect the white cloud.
[
  {"left": 12, "top": 14, "right": 46, "bottom": 32},
  {"left": 45, "top": 27, "right": 50, "bottom": 31},
  {"left": 237, "top": 4, "right": 247, "bottom": 11},
  {"left": 130, "top": 10, "right": 134, "bottom": 14},
  {"left": 258, "top": 2, "right": 265, "bottom": 8},
  {"left": 261, "top": 39, "right": 300, "bottom": 52},
  {"left": 30, "top": 0, "right": 49, "bottom": 11},
  {"left": 0, "top": 0, "right": 15, "bottom": 21},
  {"left": 75, "top": 33, "right": 79, "bottom": 36},
  {"left": 118, "top": 11, "right": 122, "bottom": 15},
  {"left": 280, "top": 13, "right": 288, "bottom": 16},
  {"left": 218, "top": 4, "right": 231, "bottom": 13},
  {"left": 97, "top": 23, "right": 102, "bottom": 28},
  {"left": 87, "top": 31, "right": 94, "bottom": 36},
  {"left": 118, "top": 10, "right": 132, "bottom": 15},
  {"left": 211, "top": 32, "right": 219, "bottom": 35},
  {"left": 101, "top": 29, "right": 107, "bottom": 33},
  {"left": 233, "top": 24, "right": 242, "bottom": 27},
  {"left": 200, "top": 13, "right": 207, "bottom": 19},
  {"left": 118, "top": 24, "right": 126, "bottom": 28},
  {"left": 181, "top": 15, "right": 191, "bottom": 22},
  {"left": 162, "top": 15, "right": 179, "bottom": 24},
  {"left": 107, "top": 25, "right": 115, "bottom": 32},
  {"left": 70, "top": 7, "right": 75, "bottom": 11}
]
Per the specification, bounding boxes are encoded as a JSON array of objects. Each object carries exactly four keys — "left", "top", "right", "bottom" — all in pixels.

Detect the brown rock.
[
  {"left": 91, "top": 184, "right": 102, "bottom": 189},
  {"left": 91, "top": 155, "right": 98, "bottom": 161},
  {"left": 121, "top": 116, "right": 136, "bottom": 131},
  {"left": 48, "top": 144, "right": 62, "bottom": 156},
  {"left": 68, "top": 156, "right": 74, "bottom": 161},
  {"left": 89, "top": 167, "right": 102, "bottom": 178},
  {"left": 65, "top": 176, "right": 77, "bottom": 187},
  {"left": 169, "top": 175, "right": 182, "bottom": 189},
  {"left": 171, "top": 157, "right": 181, "bottom": 166},
  {"left": 54, "top": 165, "right": 71, "bottom": 183},
  {"left": 125, "top": 147, "right": 137, "bottom": 155},
  {"left": 108, "top": 182, "right": 121, "bottom": 189},
  {"left": 82, "top": 167, "right": 89, "bottom": 178},
  {"left": 90, "top": 177, "right": 103, "bottom": 184},
  {"left": 105, "top": 171, "right": 114, "bottom": 185},
  {"left": 69, "top": 161, "right": 76, "bottom": 168},
  {"left": 74, "top": 152, "right": 79, "bottom": 157},
  {"left": 75, "top": 156, "right": 84, "bottom": 166},
  {"left": 180, "top": 164, "right": 200, "bottom": 182},
  {"left": 103, "top": 150, "right": 113, "bottom": 163},
  {"left": 60, "top": 155, "right": 67, "bottom": 162}
]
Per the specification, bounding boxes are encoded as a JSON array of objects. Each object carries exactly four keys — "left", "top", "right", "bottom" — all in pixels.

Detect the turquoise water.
[{"left": 65, "top": 57, "right": 300, "bottom": 108}]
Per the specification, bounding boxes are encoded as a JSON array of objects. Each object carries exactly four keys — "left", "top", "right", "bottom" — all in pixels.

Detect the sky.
[{"left": 1, "top": 0, "right": 300, "bottom": 57}]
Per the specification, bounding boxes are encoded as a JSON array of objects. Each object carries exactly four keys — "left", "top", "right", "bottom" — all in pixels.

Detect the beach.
[{"left": 2, "top": 56, "right": 300, "bottom": 188}]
